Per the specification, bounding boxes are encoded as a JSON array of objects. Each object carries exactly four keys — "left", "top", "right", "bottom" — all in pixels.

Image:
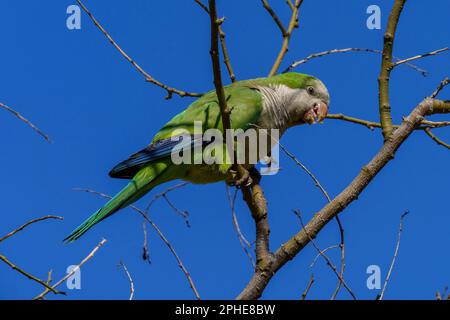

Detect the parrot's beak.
[{"left": 302, "top": 101, "right": 328, "bottom": 124}]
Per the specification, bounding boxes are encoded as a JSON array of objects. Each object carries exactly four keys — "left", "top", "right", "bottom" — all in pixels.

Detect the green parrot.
[{"left": 64, "top": 72, "right": 330, "bottom": 242}]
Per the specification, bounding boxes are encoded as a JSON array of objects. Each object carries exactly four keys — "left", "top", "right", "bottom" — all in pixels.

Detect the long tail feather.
[{"left": 64, "top": 163, "right": 170, "bottom": 243}]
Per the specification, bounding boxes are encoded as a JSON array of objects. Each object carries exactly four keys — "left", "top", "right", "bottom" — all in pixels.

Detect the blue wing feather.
[{"left": 109, "top": 135, "right": 204, "bottom": 179}]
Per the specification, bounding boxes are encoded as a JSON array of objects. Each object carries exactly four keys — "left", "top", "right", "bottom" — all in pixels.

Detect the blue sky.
[{"left": 1, "top": 1, "right": 449, "bottom": 300}]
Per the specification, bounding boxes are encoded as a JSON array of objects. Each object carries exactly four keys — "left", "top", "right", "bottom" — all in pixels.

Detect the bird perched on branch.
[{"left": 64, "top": 72, "right": 329, "bottom": 242}]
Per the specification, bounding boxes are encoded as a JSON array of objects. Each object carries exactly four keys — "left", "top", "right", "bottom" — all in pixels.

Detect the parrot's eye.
[{"left": 307, "top": 86, "right": 315, "bottom": 95}]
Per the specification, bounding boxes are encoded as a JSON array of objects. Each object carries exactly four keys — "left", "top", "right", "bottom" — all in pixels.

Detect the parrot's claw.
[
  {"left": 227, "top": 167, "right": 256, "bottom": 188},
  {"left": 234, "top": 170, "right": 253, "bottom": 188}
]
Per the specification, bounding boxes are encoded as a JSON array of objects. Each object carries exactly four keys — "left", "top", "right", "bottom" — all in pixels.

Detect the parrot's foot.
[{"left": 226, "top": 166, "right": 260, "bottom": 188}]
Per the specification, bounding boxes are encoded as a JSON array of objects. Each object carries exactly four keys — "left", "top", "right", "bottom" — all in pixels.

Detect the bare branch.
[
  {"left": 142, "top": 220, "right": 151, "bottom": 263},
  {"left": 0, "top": 102, "right": 51, "bottom": 143},
  {"left": 378, "top": 211, "right": 409, "bottom": 300},
  {"left": 240, "top": 169, "right": 273, "bottom": 269},
  {"left": 254, "top": 125, "right": 347, "bottom": 299},
  {"left": 194, "top": 0, "right": 236, "bottom": 82},
  {"left": 327, "top": 113, "right": 450, "bottom": 131},
  {"left": 309, "top": 245, "right": 339, "bottom": 268},
  {"left": 34, "top": 239, "right": 107, "bottom": 299},
  {"left": 268, "top": 0, "right": 304, "bottom": 76},
  {"left": 392, "top": 48, "right": 448, "bottom": 68},
  {"left": 293, "top": 210, "right": 356, "bottom": 299},
  {"left": 118, "top": 261, "right": 135, "bottom": 300},
  {"left": 285, "top": 0, "right": 295, "bottom": 11},
  {"left": 76, "top": 188, "right": 201, "bottom": 300},
  {"left": 144, "top": 182, "right": 190, "bottom": 227},
  {"left": 76, "top": 0, "right": 202, "bottom": 99},
  {"left": 378, "top": 0, "right": 407, "bottom": 139},
  {"left": 0, "top": 254, "right": 62, "bottom": 295},
  {"left": 424, "top": 128, "right": 450, "bottom": 150},
  {"left": 226, "top": 185, "right": 255, "bottom": 268},
  {"left": 260, "top": 0, "right": 287, "bottom": 36},
  {"left": 326, "top": 113, "right": 382, "bottom": 130},
  {"left": 219, "top": 26, "right": 237, "bottom": 83},
  {"left": 0, "top": 215, "right": 63, "bottom": 243},
  {"left": 431, "top": 77, "right": 450, "bottom": 98},
  {"left": 285, "top": 47, "right": 428, "bottom": 76},
  {"left": 300, "top": 274, "right": 314, "bottom": 300},
  {"left": 238, "top": 98, "right": 450, "bottom": 300}
]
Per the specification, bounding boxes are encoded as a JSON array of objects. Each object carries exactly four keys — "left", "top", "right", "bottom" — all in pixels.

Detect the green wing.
[
  {"left": 153, "top": 84, "right": 264, "bottom": 141},
  {"left": 110, "top": 84, "right": 263, "bottom": 179}
]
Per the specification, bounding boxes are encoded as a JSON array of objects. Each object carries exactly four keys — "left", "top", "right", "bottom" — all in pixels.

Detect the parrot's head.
[{"left": 281, "top": 73, "right": 330, "bottom": 126}]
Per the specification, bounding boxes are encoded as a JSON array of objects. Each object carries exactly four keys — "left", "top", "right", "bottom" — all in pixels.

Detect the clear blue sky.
[{"left": 1, "top": 1, "right": 449, "bottom": 300}]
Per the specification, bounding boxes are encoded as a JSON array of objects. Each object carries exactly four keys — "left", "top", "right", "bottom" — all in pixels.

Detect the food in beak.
[{"left": 302, "top": 101, "right": 328, "bottom": 124}]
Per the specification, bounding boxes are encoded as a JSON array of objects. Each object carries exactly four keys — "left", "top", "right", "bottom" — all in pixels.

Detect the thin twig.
[
  {"left": 301, "top": 274, "right": 315, "bottom": 300},
  {"left": 219, "top": 26, "right": 237, "bottom": 82},
  {"left": 0, "top": 255, "right": 62, "bottom": 295},
  {"left": 0, "top": 215, "right": 63, "bottom": 243},
  {"left": 285, "top": 48, "right": 428, "bottom": 76},
  {"left": 260, "top": 0, "right": 287, "bottom": 36},
  {"left": 226, "top": 185, "right": 255, "bottom": 268},
  {"left": 379, "top": 211, "right": 409, "bottom": 300},
  {"left": 76, "top": 188, "right": 201, "bottom": 300},
  {"left": 294, "top": 210, "right": 356, "bottom": 300},
  {"left": 253, "top": 124, "right": 347, "bottom": 299},
  {"left": 392, "top": 48, "right": 448, "bottom": 67},
  {"left": 34, "top": 239, "right": 107, "bottom": 300},
  {"left": 142, "top": 221, "right": 151, "bottom": 263},
  {"left": 327, "top": 113, "right": 450, "bottom": 131},
  {"left": 144, "top": 182, "right": 190, "bottom": 227},
  {"left": 0, "top": 102, "right": 51, "bottom": 143},
  {"left": 431, "top": 77, "right": 450, "bottom": 98},
  {"left": 268, "top": 0, "right": 304, "bottom": 76},
  {"left": 378, "top": 0, "right": 407, "bottom": 139},
  {"left": 76, "top": 0, "right": 201, "bottom": 99},
  {"left": 193, "top": 0, "right": 236, "bottom": 82},
  {"left": 424, "top": 128, "right": 450, "bottom": 150},
  {"left": 309, "top": 245, "right": 339, "bottom": 268},
  {"left": 118, "top": 261, "right": 135, "bottom": 300}
]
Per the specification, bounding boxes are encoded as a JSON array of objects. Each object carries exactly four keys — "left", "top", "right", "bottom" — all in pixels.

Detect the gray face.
[{"left": 288, "top": 79, "right": 330, "bottom": 126}]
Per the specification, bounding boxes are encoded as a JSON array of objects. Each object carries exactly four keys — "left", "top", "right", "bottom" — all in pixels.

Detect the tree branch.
[
  {"left": 0, "top": 102, "right": 51, "bottom": 143},
  {"left": 118, "top": 260, "right": 135, "bottom": 300},
  {"left": 0, "top": 254, "right": 62, "bottom": 295},
  {"left": 284, "top": 47, "right": 428, "bottom": 76},
  {"left": 378, "top": 0, "right": 407, "bottom": 140},
  {"left": 392, "top": 47, "right": 448, "bottom": 67},
  {"left": 300, "top": 274, "right": 314, "bottom": 300},
  {"left": 226, "top": 185, "right": 255, "bottom": 268},
  {"left": 260, "top": 0, "right": 287, "bottom": 36},
  {"left": 294, "top": 210, "right": 356, "bottom": 299},
  {"left": 241, "top": 170, "right": 273, "bottom": 269},
  {"left": 0, "top": 215, "right": 63, "bottom": 243},
  {"left": 237, "top": 98, "right": 450, "bottom": 299},
  {"left": 378, "top": 211, "right": 409, "bottom": 300},
  {"left": 268, "top": 0, "right": 304, "bottom": 76},
  {"left": 76, "top": 0, "right": 202, "bottom": 99},
  {"left": 194, "top": 0, "right": 236, "bottom": 82},
  {"left": 76, "top": 188, "right": 201, "bottom": 300},
  {"left": 424, "top": 128, "right": 450, "bottom": 150},
  {"left": 34, "top": 239, "right": 107, "bottom": 300}
]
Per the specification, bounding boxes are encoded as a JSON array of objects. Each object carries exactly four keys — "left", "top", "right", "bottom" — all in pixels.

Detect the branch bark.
[
  {"left": 76, "top": 0, "right": 202, "bottom": 99},
  {"left": 378, "top": 0, "right": 407, "bottom": 140},
  {"left": 237, "top": 98, "right": 450, "bottom": 299},
  {"left": 268, "top": 0, "right": 304, "bottom": 76},
  {"left": 0, "top": 102, "right": 51, "bottom": 143}
]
